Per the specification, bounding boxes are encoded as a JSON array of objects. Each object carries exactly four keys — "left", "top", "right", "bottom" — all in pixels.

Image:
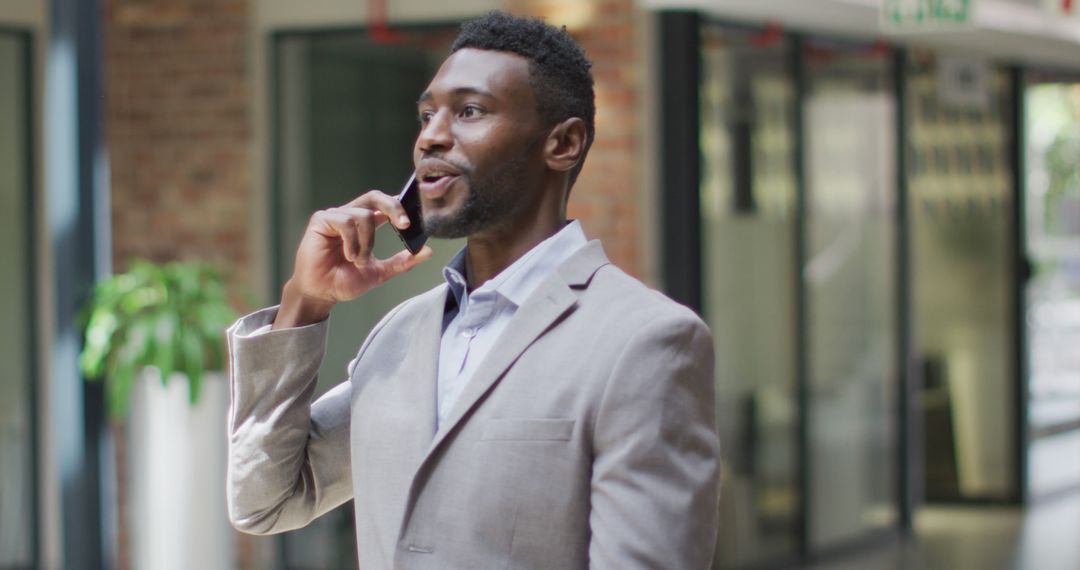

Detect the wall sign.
[{"left": 882, "top": 0, "right": 975, "bottom": 32}]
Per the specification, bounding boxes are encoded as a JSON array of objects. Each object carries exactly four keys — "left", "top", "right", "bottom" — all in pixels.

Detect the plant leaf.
[
  {"left": 153, "top": 311, "right": 178, "bottom": 382},
  {"left": 106, "top": 350, "right": 135, "bottom": 420},
  {"left": 80, "top": 309, "right": 119, "bottom": 379},
  {"left": 78, "top": 258, "right": 240, "bottom": 416},
  {"left": 179, "top": 328, "right": 205, "bottom": 405}
]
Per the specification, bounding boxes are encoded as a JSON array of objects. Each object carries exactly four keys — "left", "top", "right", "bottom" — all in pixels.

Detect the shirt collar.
[{"left": 443, "top": 220, "right": 588, "bottom": 309}]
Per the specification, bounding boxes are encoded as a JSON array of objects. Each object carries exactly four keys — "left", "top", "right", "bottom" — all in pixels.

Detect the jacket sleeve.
[
  {"left": 588, "top": 309, "right": 721, "bottom": 569},
  {"left": 225, "top": 306, "right": 354, "bottom": 534}
]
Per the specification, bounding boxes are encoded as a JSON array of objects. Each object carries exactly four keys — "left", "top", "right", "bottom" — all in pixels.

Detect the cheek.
[
  {"left": 457, "top": 120, "right": 520, "bottom": 151},
  {"left": 451, "top": 117, "right": 545, "bottom": 177}
]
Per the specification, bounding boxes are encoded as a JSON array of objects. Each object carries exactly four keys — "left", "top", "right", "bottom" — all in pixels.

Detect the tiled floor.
[{"left": 803, "top": 491, "right": 1080, "bottom": 570}]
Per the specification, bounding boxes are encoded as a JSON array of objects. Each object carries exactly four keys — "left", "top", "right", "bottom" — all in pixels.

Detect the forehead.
[{"left": 422, "top": 48, "right": 534, "bottom": 104}]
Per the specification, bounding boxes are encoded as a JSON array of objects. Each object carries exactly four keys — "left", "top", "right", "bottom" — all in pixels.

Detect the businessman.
[{"left": 227, "top": 11, "right": 720, "bottom": 569}]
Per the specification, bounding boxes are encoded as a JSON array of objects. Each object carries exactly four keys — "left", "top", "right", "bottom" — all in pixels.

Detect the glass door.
[
  {"left": 802, "top": 38, "right": 900, "bottom": 548},
  {"left": 1024, "top": 78, "right": 1080, "bottom": 499},
  {"left": 906, "top": 51, "right": 1017, "bottom": 502},
  {"left": 699, "top": 22, "right": 801, "bottom": 567},
  {"left": 0, "top": 30, "right": 35, "bottom": 567}
]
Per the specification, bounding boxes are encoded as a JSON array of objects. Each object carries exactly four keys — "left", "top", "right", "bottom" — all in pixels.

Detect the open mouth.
[
  {"left": 417, "top": 171, "right": 459, "bottom": 199},
  {"left": 421, "top": 171, "right": 454, "bottom": 184},
  {"left": 417, "top": 160, "right": 463, "bottom": 198}
]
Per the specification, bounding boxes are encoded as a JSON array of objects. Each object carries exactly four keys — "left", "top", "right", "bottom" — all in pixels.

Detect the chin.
[{"left": 422, "top": 210, "right": 467, "bottom": 240}]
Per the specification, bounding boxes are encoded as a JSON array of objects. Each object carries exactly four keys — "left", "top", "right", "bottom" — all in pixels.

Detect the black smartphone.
[{"left": 393, "top": 173, "right": 428, "bottom": 254}]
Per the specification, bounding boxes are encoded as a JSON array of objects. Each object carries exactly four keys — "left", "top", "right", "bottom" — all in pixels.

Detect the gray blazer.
[{"left": 226, "top": 241, "right": 720, "bottom": 569}]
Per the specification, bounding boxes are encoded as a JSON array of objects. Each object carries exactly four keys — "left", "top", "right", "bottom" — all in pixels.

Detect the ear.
[{"left": 544, "top": 117, "right": 587, "bottom": 173}]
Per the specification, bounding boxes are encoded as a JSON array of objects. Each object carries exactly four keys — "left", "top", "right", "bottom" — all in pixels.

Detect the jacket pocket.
[{"left": 480, "top": 418, "right": 575, "bottom": 441}]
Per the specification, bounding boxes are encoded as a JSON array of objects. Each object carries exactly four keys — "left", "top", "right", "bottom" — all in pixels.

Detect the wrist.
[{"left": 273, "top": 279, "right": 335, "bottom": 329}]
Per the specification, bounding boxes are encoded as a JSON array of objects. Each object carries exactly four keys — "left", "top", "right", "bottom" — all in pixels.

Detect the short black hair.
[{"left": 451, "top": 11, "right": 595, "bottom": 187}]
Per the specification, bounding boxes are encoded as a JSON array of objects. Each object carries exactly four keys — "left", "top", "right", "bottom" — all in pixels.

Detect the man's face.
[{"left": 413, "top": 48, "right": 546, "bottom": 239}]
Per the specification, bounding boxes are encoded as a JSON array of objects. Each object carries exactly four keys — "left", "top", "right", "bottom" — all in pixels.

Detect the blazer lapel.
[
  {"left": 422, "top": 240, "right": 611, "bottom": 458},
  {"left": 396, "top": 241, "right": 610, "bottom": 534}
]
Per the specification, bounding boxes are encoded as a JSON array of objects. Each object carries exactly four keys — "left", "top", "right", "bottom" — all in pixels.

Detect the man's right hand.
[{"left": 273, "top": 190, "right": 433, "bottom": 329}]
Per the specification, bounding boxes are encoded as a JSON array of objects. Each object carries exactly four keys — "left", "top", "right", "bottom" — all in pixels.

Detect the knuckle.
[{"left": 352, "top": 212, "right": 374, "bottom": 229}]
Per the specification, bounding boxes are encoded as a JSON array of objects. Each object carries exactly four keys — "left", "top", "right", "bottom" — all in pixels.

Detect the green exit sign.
[{"left": 882, "top": 0, "right": 975, "bottom": 31}]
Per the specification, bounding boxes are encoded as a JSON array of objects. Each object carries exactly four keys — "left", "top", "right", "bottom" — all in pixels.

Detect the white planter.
[{"left": 126, "top": 369, "right": 234, "bottom": 570}]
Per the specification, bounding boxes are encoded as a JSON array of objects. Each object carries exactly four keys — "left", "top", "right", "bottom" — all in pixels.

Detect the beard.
[{"left": 422, "top": 151, "right": 533, "bottom": 240}]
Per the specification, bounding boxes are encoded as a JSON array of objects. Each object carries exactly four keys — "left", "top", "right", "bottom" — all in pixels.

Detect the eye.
[
  {"left": 417, "top": 109, "right": 434, "bottom": 125},
  {"left": 460, "top": 104, "right": 484, "bottom": 119}
]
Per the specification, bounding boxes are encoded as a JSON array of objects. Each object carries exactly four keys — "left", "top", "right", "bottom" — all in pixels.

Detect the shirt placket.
[
  {"left": 438, "top": 290, "right": 495, "bottom": 425},
  {"left": 455, "top": 291, "right": 495, "bottom": 375}
]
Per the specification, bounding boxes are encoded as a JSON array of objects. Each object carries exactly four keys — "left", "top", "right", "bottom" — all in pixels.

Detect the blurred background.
[{"left": 1, "top": 0, "right": 1079, "bottom": 568}]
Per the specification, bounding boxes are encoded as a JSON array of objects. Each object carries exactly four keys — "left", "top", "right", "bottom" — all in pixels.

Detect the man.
[{"left": 227, "top": 11, "right": 719, "bottom": 569}]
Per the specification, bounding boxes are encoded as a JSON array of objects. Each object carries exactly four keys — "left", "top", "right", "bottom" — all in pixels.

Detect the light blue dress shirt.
[{"left": 436, "top": 221, "right": 587, "bottom": 429}]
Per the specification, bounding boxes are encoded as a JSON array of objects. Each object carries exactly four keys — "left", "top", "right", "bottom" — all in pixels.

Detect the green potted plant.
[
  {"left": 79, "top": 259, "right": 238, "bottom": 570},
  {"left": 79, "top": 259, "right": 236, "bottom": 418}
]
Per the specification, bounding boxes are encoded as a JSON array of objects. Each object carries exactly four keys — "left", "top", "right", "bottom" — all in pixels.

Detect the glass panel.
[
  {"left": 274, "top": 28, "right": 459, "bottom": 567},
  {"left": 907, "top": 52, "right": 1016, "bottom": 500},
  {"left": 1025, "top": 82, "right": 1080, "bottom": 497},
  {"left": 803, "top": 39, "right": 899, "bottom": 547},
  {"left": 0, "top": 32, "right": 33, "bottom": 566},
  {"left": 700, "top": 22, "right": 800, "bottom": 567}
]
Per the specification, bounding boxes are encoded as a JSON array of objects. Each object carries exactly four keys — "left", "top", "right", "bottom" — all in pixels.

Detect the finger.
[
  {"left": 372, "top": 246, "right": 434, "bottom": 283},
  {"left": 330, "top": 207, "right": 392, "bottom": 261},
  {"left": 335, "top": 207, "right": 388, "bottom": 232},
  {"left": 317, "top": 210, "right": 363, "bottom": 262},
  {"left": 345, "top": 190, "right": 411, "bottom": 230}
]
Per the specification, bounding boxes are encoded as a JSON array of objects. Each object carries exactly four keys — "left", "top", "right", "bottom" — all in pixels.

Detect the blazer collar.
[{"left": 557, "top": 240, "right": 609, "bottom": 289}]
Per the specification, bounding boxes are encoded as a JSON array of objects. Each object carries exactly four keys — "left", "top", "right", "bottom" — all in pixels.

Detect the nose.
[{"left": 416, "top": 109, "right": 452, "bottom": 154}]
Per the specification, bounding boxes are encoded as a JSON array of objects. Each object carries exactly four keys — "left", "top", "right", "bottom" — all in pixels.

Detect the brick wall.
[
  {"left": 103, "top": 0, "right": 252, "bottom": 294},
  {"left": 505, "top": 0, "right": 642, "bottom": 277},
  {"left": 101, "top": 1, "right": 252, "bottom": 567}
]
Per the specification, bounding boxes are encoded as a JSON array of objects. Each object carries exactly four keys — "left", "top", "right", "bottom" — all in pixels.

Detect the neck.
[{"left": 463, "top": 211, "right": 565, "bottom": 289}]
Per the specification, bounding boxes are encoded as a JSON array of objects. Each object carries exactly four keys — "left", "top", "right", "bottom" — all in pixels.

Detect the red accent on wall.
[{"left": 369, "top": 0, "right": 405, "bottom": 44}]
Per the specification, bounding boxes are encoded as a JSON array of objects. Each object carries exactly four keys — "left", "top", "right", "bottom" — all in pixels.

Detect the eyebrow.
[{"left": 416, "top": 86, "right": 496, "bottom": 105}]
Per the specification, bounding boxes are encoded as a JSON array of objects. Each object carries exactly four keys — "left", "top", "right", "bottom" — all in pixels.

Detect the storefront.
[{"left": 652, "top": 1, "right": 1080, "bottom": 566}]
